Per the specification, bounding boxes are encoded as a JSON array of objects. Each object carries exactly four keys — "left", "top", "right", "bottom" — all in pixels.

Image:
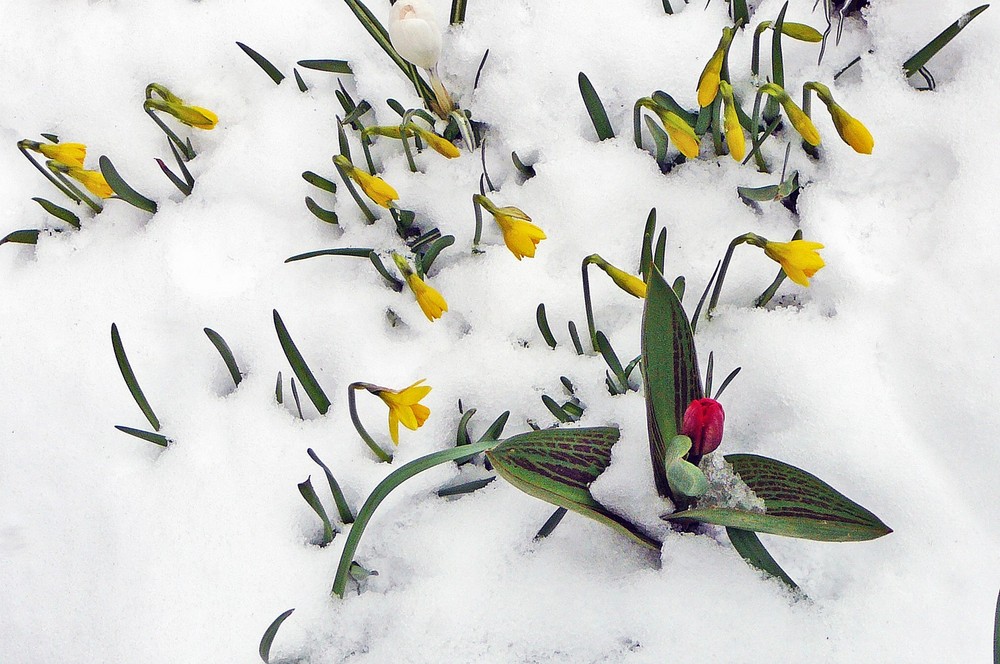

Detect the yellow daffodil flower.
[
  {"left": 373, "top": 379, "right": 432, "bottom": 444},
  {"left": 475, "top": 194, "right": 545, "bottom": 260},
  {"left": 37, "top": 142, "right": 87, "bottom": 168},
  {"left": 697, "top": 27, "right": 735, "bottom": 108},
  {"left": 146, "top": 98, "right": 218, "bottom": 130},
  {"left": 762, "top": 239, "right": 826, "bottom": 287},
  {"left": 392, "top": 252, "right": 448, "bottom": 321},
  {"left": 334, "top": 155, "right": 399, "bottom": 208},
  {"left": 760, "top": 83, "right": 821, "bottom": 146},
  {"left": 589, "top": 255, "right": 647, "bottom": 298},
  {"left": 827, "top": 103, "right": 873, "bottom": 154},
  {"left": 655, "top": 110, "right": 701, "bottom": 159},
  {"left": 413, "top": 126, "right": 461, "bottom": 158},
  {"left": 719, "top": 81, "right": 745, "bottom": 162},
  {"left": 66, "top": 166, "right": 114, "bottom": 199}
]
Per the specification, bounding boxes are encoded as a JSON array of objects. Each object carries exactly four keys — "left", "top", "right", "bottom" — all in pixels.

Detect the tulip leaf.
[
  {"left": 641, "top": 268, "right": 704, "bottom": 498},
  {"left": 1, "top": 229, "right": 41, "bottom": 246},
  {"left": 726, "top": 527, "right": 799, "bottom": 590},
  {"left": 298, "top": 476, "right": 335, "bottom": 546},
  {"left": 664, "top": 435, "right": 708, "bottom": 497},
  {"left": 272, "top": 310, "right": 331, "bottom": 415},
  {"left": 450, "top": 0, "right": 468, "bottom": 24},
  {"left": 738, "top": 184, "right": 781, "bottom": 202},
  {"left": 663, "top": 454, "right": 893, "bottom": 542},
  {"left": 111, "top": 323, "right": 161, "bottom": 432},
  {"left": 297, "top": 59, "right": 353, "bottom": 74},
  {"left": 32, "top": 197, "right": 80, "bottom": 228},
  {"left": 236, "top": 42, "right": 285, "bottom": 84},
  {"left": 305, "top": 196, "right": 339, "bottom": 225},
  {"left": 259, "top": 608, "right": 295, "bottom": 663},
  {"left": 486, "top": 427, "right": 662, "bottom": 551},
  {"left": 578, "top": 72, "right": 615, "bottom": 141},
  {"left": 114, "top": 425, "right": 169, "bottom": 447},
  {"left": 203, "top": 327, "right": 242, "bottom": 387},
  {"left": 99, "top": 156, "right": 157, "bottom": 213},
  {"left": 902, "top": 5, "right": 989, "bottom": 78}
]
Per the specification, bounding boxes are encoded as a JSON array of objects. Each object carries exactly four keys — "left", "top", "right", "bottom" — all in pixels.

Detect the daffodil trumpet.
[
  {"left": 17, "top": 139, "right": 90, "bottom": 208},
  {"left": 582, "top": 254, "right": 648, "bottom": 352},
  {"left": 392, "top": 252, "right": 448, "bottom": 322},
  {"left": 707, "top": 231, "right": 825, "bottom": 315},
  {"left": 803, "top": 81, "right": 874, "bottom": 154},
  {"left": 473, "top": 194, "right": 545, "bottom": 260}
]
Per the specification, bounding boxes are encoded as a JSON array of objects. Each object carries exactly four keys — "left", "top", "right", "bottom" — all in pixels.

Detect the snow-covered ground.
[{"left": 1, "top": 0, "right": 998, "bottom": 661}]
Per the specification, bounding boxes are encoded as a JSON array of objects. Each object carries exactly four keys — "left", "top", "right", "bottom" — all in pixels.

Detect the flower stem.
[
  {"left": 334, "top": 163, "right": 377, "bottom": 224},
  {"left": 348, "top": 383, "right": 393, "bottom": 463},
  {"left": 46, "top": 161, "right": 103, "bottom": 213},
  {"left": 707, "top": 233, "right": 764, "bottom": 315},
  {"left": 18, "top": 144, "right": 83, "bottom": 205},
  {"left": 471, "top": 195, "right": 485, "bottom": 252},
  {"left": 144, "top": 104, "right": 196, "bottom": 161},
  {"left": 582, "top": 255, "right": 599, "bottom": 352}
]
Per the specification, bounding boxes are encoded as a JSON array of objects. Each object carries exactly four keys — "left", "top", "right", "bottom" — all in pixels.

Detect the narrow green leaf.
[
  {"left": 333, "top": 438, "right": 502, "bottom": 597},
  {"left": 308, "top": 448, "right": 355, "bottom": 524},
  {"left": 285, "top": 247, "right": 374, "bottom": 263},
  {"left": 32, "top": 197, "right": 80, "bottom": 228},
  {"left": 275, "top": 371, "right": 283, "bottom": 404},
  {"left": 111, "top": 323, "right": 160, "bottom": 431},
  {"left": 542, "top": 395, "right": 573, "bottom": 423},
  {"left": 641, "top": 268, "right": 703, "bottom": 498},
  {"left": 644, "top": 115, "right": 670, "bottom": 165},
  {"left": 438, "top": 477, "right": 496, "bottom": 497},
  {"left": 99, "top": 156, "right": 157, "bottom": 213},
  {"left": 298, "top": 476, "right": 335, "bottom": 546},
  {"left": 568, "top": 321, "right": 585, "bottom": 356},
  {"left": 486, "top": 427, "right": 661, "bottom": 550},
  {"left": 640, "top": 208, "right": 656, "bottom": 282},
  {"left": 651, "top": 91, "right": 699, "bottom": 127},
  {"left": 297, "top": 59, "right": 353, "bottom": 74},
  {"left": 272, "top": 310, "right": 331, "bottom": 415},
  {"left": 115, "top": 425, "right": 169, "bottom": 447},
  {"left": 302, "top": 171, "right": 337, "bottom": 194},
  {"left": 456, "top": 407, "right": 476, "bottom": 447},
  {"left": 672, "top": 275, "right": 686, "bottom": 302},
  {"left": 40, "top": 133, "right": 59, "bottom": 143},
  {"left": 664, "top": 454, "right": 893, "bottom": 542},
  {"left": 535, "top": 507, "right": 568, "bottom": 539},
  {"left": 236, "top": 42, "right": 285, "bottom": 84},
  {"left": 654, "top": 228, "right": 667, "bottom": 273},
  {"left": 731, "top": 0, "right": 749, "bottom": 26},
  {"left": 290, "top": 378, "right": 304, "bottom": 420},
  {"left": 994, "top": 587, "right": 1000, "bottom": 664},
  {"left": 726, "top": 527, "right": 799, "bottom": 590},
  {"left": 369, "top": 252, "right": 404, "bottom": 292},
  {"left": 293, "top": 68, "right": 308, "bottom": 92},
  {"left": 511, "top": 151, "right": 536, "bottom": 179},
  {"left": 477, "top": 411, "right": 510, "bottom": 443},
  {"left": 903, "top": 5, "right": 989, "bottom": 77},
  {"left": 259, "top": 608, "right": 295, "bottom": 663},
  {"left": 386, "top": 98, "right": 407, "bottom": 117},
  {"left": 305, "top": 196, "right": 339, "bottom": 225},
  {"left": 1, "top": 230, "right": 40, "bottom": 246},
  {"left": 156, "top": 158, "right": 193, "bottom": 196},
  {"left": 204, "top": 328, "right": 242, "bottom": 387},
  {"left": 662, "top": 0, "right": 673, "bottom": 14},
  {"left": 536, "top": 303, "right": 557, "bottom": 349},
  {"left": 578, "top": 72, "right": 615, "bottom": 141},
  {"left": 450, "top": 0, "right": 468, "bottom": 24},
  {"left": 596, "top": 331, "right": 627, "bottom": 387},
  {"left": 420, "top": 234, "right": 455, "bottom": 274}
]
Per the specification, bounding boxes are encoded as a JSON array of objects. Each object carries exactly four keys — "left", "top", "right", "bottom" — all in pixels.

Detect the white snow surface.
[{"left": 1, "top": 0, "right": 999, "bottom": 662}]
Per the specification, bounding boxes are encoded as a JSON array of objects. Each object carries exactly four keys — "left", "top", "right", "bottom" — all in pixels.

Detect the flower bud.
[
  {"left": 388, "top": 0, "right": 442, "bottom": 70},
  {"left": 681, "top": 398, "right": 725, "bottom": 457}
]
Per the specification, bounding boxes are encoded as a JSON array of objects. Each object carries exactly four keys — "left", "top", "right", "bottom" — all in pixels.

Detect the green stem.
[
  {"left": 18, "top": 144, "right": 83, "bottom": 204},
  {"left": 348, "top": 383, "right": 393, "bottom": 463},
  {"left": 332, "top": 438, "right": 500, "bottom": 597},
  {"left": 472, "top": 195, "right": 484, "bottom": 252},
  {"left": 582, "top": 256, "right": 599, "bottom": 352},
  {"left": 144, "top": 104, "right": 196, "bottom": 161},
  {"left": 707, "top": 233, "right": 761, "bottom": 315},
  {"left": 334, "top": 163, "right": 377, "bottom": 224},
  {"left": 46, "top": 162, "right": 102, "bottom": 213}
]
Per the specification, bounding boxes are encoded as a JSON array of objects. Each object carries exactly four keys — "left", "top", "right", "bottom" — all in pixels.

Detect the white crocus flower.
[{"left": 389, "top": 0, "right": 454, "bottom": 116}]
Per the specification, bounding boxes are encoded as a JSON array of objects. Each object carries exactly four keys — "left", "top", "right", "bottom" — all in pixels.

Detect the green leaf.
[
  {"left": 664, "top": 435, "right": 708, "bottom": 497},
  {"left": 450, "top": 0, "right": 468, "bottom": 24},
  {"left": 731, "top": 0, "right": 749, "bottom": 26},
  {"left": 305, "top": 196, "right": 339, "bottom": 225},
  {"left": 640, "top": 207, "right": 656, "bottom": 282},
  {"left": 333, "top": 438, "right": 502, "bottom": 597},
  {"left": 651, "top": 91, "right": 699, "bottom": 127},
  {"left": 302, "top": 171, "right": 337, "bottom": 194},
  {"left": 298, "top": 476, "right": 335, "bottom": 546},
  {"left": 663, "top": 454, "right": 893, "bottom": 542},
  {"left": 536, "top": 303, "right": 557, "bottom": 349},
  {"left": 285, "top": 247, "right": 374, "bottom": 262},
  {"left": 203, "top": 328, "right": 242, "bottom": 387},
  {"left": 259, "top": 608, "right": 294, "bottom": 663},
  {"left": 568, "top": 321, "right": 585, "bottom": 355},
  {"left": 511, "top": 151, "right": 536, "bottom": 179},
  {"left": 477, "top": 411, "right": 509, "bottom": 443},
  {"left": 726, "top": 527, "right": 799, "bottom": 590},
  {"left": 0, "top": 230, "right": 40, "bottom": 246},
  {"left": 114, "top": 425, "right": 169, "bottom": 447},
  {"left": 308, "top": 448, "right": 355, "bottom": 524},
  {"left": 738, "top": 184, "right": 781, "bottom": 202},
  {"left": 486, "top": 427, "right": 661, "bottom": 551},
  {"left": 541, "top": 395, "right": 573, "bottom": 423},
  {"left": 99, "top": 156, "right": 157, "bottom": 213},
  {"left": 297, "top": 59, "right": 353, "bottom": 74},
  {"left": 275, "top": 371, "right": 283, "bottom": 404},
  {"left": 419, "top": 234, "right": 455, "bottom": 274},
  {"left": 578, "top": 72, "right": 615, "bottom": 141},
  {"left": 293, "top": 68, "right": 308, "bottom": 92},
  {"left": 111, "top": 323, "right": 160, "bottom": 431},
  {"left": 236, "top": 42, "right": 285, "bottom": 84},
  {"left": 641, "top": 268, "right": 703, "bottom": 498},
  {"left": 535, "top": 507, "right": 568, "bottom": 539},
  {"left": 644, "top": 115, "right": 670, "bottom": 165},
  {"left": 662, "top": 0, "right": 673, "bottom": 14},
  {"left": 272, "top": 310, "right": 331, "bottom": 415},
  {"left": 438, "top": 477, "right": 496, "bottom": 497},
  {"left": 40, "top": 133, "right": 59, "bottom": 143},
  {"left": 596, "top": 331, "right": 627, "bottom": 388},
  {"left": 903, "top": 5, "right": 989, "bottom": 77},
  {"left": 32, "top": 197, "right": 80, "bottom": 228}
]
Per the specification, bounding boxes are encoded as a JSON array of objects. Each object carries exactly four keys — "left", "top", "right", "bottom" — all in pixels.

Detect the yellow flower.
[
  {"left": 828, "top": 103, "right": 874, "bottom": 154},
  {"left": 761, "top": 83, "right": 821, "bottom": 146},
  {"left": 697, "top": 27, "right": 734, "bottom": 108},
  {"left": 334, "top": 155, "right": 399, "bottom": 208},
  {"left": 495, "top": 207, "right": 546, "bottom": 260},
  {"left": 779, "top": 23, "right": 824, "bottom": 42},
  {"left": 763, "top": 240, "right": 826, "bottom": 287},
  {"left": 657, "top": 110, "right": 700, "bottom": 159},
  {"left": 591, "top": 256, "right": 646, "bottom": 298},
  {"left": 719, "top": 81, "right": 745, "bottom": 162},
  {"left": 374, "top": 379, "right": 432, "bottom": 445},
  {"left": 406, "top": 273, "right": 448, "bottom": 321},
  {"left": 67, "top": 167, "right": 114, "bottom": 199},
  {"left": 149, "top": 98, "right": 218, "bottom": 130},
  {"left": 38, "top": 142, "right": 87, "bottom": 168},
  {"left": 414, "top": 127, "right": 461, "bottom": 159}
]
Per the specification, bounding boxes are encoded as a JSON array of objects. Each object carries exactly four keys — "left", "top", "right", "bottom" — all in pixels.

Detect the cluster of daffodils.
[{"left": 19, "top": 138, "right": 113, "bottom": 205}]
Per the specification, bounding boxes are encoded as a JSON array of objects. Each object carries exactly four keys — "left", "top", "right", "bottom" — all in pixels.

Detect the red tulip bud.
[{"left": 681, "top": 398, "right": 725, "bottom": 458}]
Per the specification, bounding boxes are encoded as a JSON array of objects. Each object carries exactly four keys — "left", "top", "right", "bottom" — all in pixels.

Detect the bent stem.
[
  {"left": 46, "top": 161, "right": 103, "bottom": 213},
  {"left": 348, "top": 382, "right": 393, "bottom": 463},
  {"left": 707, "top": 232, "right": 766, "bottom": 315},
  {"left": 582, "top": 255, "right": 599, "bottom": 352},
  {"left": 144, "top": 103, "right": 196, "bottom": 161},
  {"left": 18, "top": 144, "right": 84, "bottom": 205}
]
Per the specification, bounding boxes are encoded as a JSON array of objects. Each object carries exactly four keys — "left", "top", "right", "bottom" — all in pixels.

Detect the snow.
[{"left": 1, "top": 0, "right": 999, "bottom": 662}]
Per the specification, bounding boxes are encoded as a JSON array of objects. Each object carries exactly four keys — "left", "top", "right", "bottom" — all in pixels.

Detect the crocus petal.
[{"left": 388, "top": 0, "right": 442, "bottom": 69}]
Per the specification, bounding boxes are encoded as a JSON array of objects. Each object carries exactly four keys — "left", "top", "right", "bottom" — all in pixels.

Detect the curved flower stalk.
[
  {"left": 707, "top": 232, "right": 825, "bottom": 314},
  {"left": 697, "top": 26, "right": 736, "bottom": 108},
  {"left": 759, "top": 83, "right": 821, "bottom": 146},
  {"left": 389, "top": 0, "right": 454, "bottom": 117},
  {"left": 334, "top": 155, "right": 399, "bottom": 208},
  {"left": 17, "top": 138, "right": 99, "bottom": 210},
  {"left": 347, "top": 379, "right": 432, "bottom": 462},
  {"left": 803, "top": 82, "right": 874, "bottom": 154},
  {"left": 363, "top": 122, "right": 460, "bottom": 159},
  {"left": 46, "top": 160, "right": 113, "bottom": 209},
  {"left": 144, "top": 83, "right": 217, "bottom": 161},
  {"left": 392, "top": 252, "right": 448, "bottom": 321},
  {"left": 581, "top": 254, "right": 647, "bottom": 352},
  {"left": 473, "top": 194, "right": 545, "bottom": 260},
  {"left": 719, "top": 82, "right": 746, "bottom": 162}
]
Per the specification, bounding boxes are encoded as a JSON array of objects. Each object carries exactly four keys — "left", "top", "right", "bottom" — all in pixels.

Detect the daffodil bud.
[
  {"left": 719, "top": 81, "right": 746, "bottom": 162},
  {"left": 21, "top": 140, "right": 88, "bottom": 168},
  {"left": 650, "top": 108, "right": 700, "bottom": 159},
  {"left": 588, "top": 255, "right": 647, "bottom": 298},
  {"left": 681, "top": 398, "right": 725, "bottom": 458},
  {"left": 697, "top": 26, "right": 735, "bottom": 108},
  {"left": 146, "top": 98, "right": 218, "bottom": 130},
  {"left": 805, "top": 82, "right": 874, "bottom": 154},
  {"left": 334, "top": 155, "right": 399, "bottom": 208},
  {"left": 760, "top": 83, "right": 821, "bottom": 146},
  {"left": 388, "top": 0, "right": 442, "bottom": 70},
  {"left": 408, "top": 124, "right": 461, "bottom": 158},
  {"left": 779, "top": 22, "right": 824, "bottom": 42},
  {"left": 392, "top": 252, "right": 448, "bottom": 321}
]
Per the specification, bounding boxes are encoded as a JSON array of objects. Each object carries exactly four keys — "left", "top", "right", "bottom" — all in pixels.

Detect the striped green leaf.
[
  {"left": 641, "top": 268, "right": 703, "bottom": 498},
  {"left": 486, "top": 427, "right": 661, "bottom": 550},
  {"left": 663, "top": 454, "right": 892, "bottom": 542}
]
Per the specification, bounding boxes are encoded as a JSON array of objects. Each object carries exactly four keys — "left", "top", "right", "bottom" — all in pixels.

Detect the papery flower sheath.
[
  {"left": 374, "top": 380, "right": 432, "bottom": 444},
  {"left": 763, "top": 239, "right": 826, "bottom": 286},
  {"left": 656, "top": 110, "right": 700, "bottom": 159}
]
